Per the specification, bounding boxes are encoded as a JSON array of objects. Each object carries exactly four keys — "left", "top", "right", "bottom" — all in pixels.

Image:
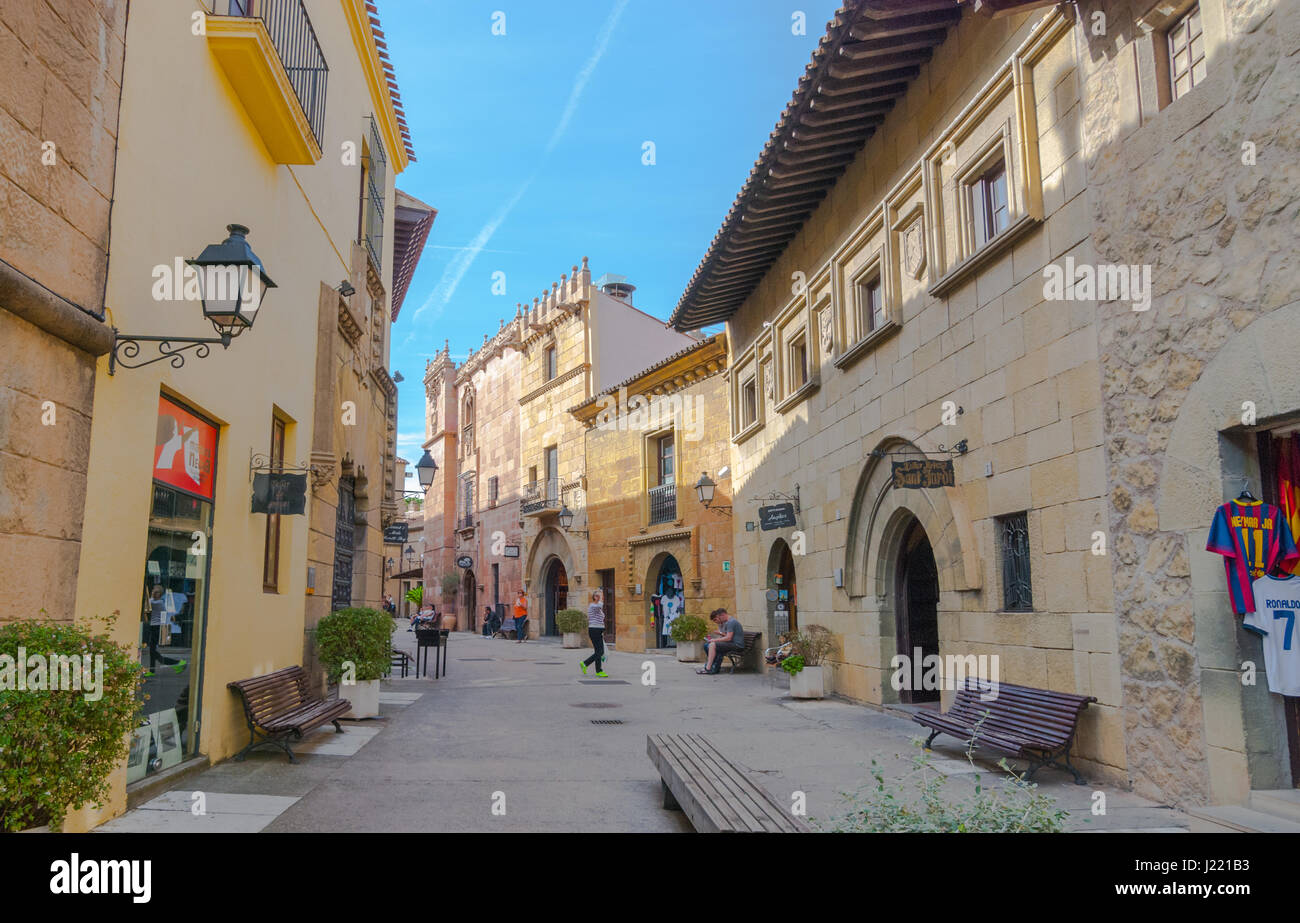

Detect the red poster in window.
[{"left": 154, "top": 396, "right": 217, "bottom": 500}]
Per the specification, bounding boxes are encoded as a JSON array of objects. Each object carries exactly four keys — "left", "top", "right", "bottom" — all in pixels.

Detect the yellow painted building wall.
[{"left": 68, "top": 0, "right": 404, "bottom": 830}]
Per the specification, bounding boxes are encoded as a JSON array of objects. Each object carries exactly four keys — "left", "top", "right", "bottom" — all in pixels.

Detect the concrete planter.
[
  {"left": 19, "top": 824, "right": 50, "bottom": 833},
  {"left": 789, "top": 665, "right": 824, "bottom": 699},
  {"left": 562, "top": 632, "right": 583, "bottom": 649},
  {"left": 676, "top": 640, "right": 703, "bottom": 662},
  {"left": 342, "top": 679, "right": 380, "bottom": 718}
]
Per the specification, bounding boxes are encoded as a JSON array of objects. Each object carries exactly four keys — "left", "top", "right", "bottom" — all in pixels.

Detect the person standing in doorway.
[
  {"left": 514, "top": 590, "right": 529, "bottom": 643},
  {"left": 580, "top": 589, "right": 608, "bottom": 677}
]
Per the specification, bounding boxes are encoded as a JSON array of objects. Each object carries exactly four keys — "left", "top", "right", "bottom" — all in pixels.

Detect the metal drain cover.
[
  {"left": 591, "top": 719, "right": 624, "bottom": 725},
  {"left": 458, "top": 658, "right": 493, "bottom": 661},
  {"left": 569, "top": 702, "right": 622, "bottom": 708},
  {"left": 536, "top": 661, "right": 565, "bottom": 665},
  {"left": 578, "top": 679, "right": 629, "bottom": 685}
]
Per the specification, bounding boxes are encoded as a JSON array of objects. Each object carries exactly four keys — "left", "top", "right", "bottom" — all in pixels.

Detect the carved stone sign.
[{"left": 819, "top": 307, "right": 833, "bottom": 356}]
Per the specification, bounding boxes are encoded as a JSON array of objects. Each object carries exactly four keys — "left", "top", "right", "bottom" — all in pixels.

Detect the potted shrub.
[
  {"left": 783, "top": 624, "right": 835, "bottom": 699},
  {"left": 316, "top": 607, "right": 394, "bottom": 718},
  {"left": 0, "top": 612, "right": 141, "bottom": 833},
  {"left": 556, "top": 608, "right": 587, "bottom": 648},
  {"left": 439, "top": 573, "right": 460, "bottom": 630},
  {"left": 670, "top": 614, "right": 709, "bottom": 662}
]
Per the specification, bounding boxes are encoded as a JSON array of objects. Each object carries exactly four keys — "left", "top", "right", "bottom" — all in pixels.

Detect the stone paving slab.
[
  {"left": 96, "top": 631, "right": 1190, "bottom": 833},
  {"left": 97, "top": 791, "right": 299, "bottom": 833}
]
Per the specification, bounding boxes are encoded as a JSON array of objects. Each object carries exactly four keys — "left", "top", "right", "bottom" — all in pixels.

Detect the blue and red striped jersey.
[{"left": 1206, "top": 500, "right": 1300, "bottom": 614}]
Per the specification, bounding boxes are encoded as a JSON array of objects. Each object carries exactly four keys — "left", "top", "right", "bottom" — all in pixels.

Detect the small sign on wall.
[{"left": 722, "top": 561, "right": 731, "bottom": 572}]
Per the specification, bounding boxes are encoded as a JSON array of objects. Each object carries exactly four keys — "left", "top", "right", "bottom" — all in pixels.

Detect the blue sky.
[{"left": 382, "top": 0, "right": 841, "bottom": 480}]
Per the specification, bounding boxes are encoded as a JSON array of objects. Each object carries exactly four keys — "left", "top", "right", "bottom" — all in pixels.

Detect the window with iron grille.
[
  {"left": 489, "top": 476, "right": 499, "bottom": 506},
  {"left": 997, "top": 512, "right": 1033, "bottom": 611},
  {"left": 459, "top": 474, "right": 474, "bottom": 529},
  {"left": 362, "top": 116, "right": 386, "bottom": 271}
]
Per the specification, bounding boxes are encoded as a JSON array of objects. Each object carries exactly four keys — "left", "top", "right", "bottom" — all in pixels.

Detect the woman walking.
[{"left": 579, "top": 589, "right": 608, "bottom": 678}]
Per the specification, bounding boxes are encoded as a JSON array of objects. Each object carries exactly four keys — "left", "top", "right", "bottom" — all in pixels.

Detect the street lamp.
[
  {"left": 109, "top": 223, "right": 277, "bottom": 374},
  {"left": 415, "top": 449, "right": 437, "bottom": 489},
  {"left": 558, "top": 504, "right": 588, "bottom": 538},
  {"left": 695, "top": 472, "right": 732, "bottom": 515}
]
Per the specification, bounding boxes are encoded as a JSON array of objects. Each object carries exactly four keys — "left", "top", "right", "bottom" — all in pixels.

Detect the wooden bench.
[
  {"left": 912, "top": 677, "right": 1097, "bottom": 784},
  {"left": 228, "top": 666, "right": 351, "bottom": 763},
  {"left": 647, "top": 733, "right": 810, "bottom": 833},
  {"left": 721, "top": 631, "right": 761, "bottom": 673}
]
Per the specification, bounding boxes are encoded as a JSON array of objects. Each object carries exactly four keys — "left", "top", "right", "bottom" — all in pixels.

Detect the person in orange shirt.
[{"left": 513, "top": 591, "right": 529, "bottom": 643}]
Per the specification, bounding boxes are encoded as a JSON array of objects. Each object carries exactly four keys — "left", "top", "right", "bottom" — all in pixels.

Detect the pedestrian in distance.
[
  {"left": 580, "top": 588, "right": 608, "bottom": 677},
  {"left": 514, "top": 590, "right": 529, "bottom": 643}
]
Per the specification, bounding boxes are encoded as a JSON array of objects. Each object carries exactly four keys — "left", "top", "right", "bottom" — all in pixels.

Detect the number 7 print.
[{"left": 1273, "top": 611, "right": 1296, "bottom": 650}]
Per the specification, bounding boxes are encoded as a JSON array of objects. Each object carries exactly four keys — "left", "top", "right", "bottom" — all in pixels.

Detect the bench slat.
[
  {"left": 651, "top": 735, "right": 748, "bottom": 833},
  {"left": 676, "top": 734, "right": 788, "bottom": 833},
  {"left": 660, "top": 734, "right": 765, "bottom": 833}
]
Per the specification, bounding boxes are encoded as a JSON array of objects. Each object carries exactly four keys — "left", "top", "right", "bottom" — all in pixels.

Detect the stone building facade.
[
  {"left": 452, "top": 317, "right": 525, "bottom": 630},
  {"left": 421, "top": 343, "right": 460, "bottom": 614},
  {"left": 518, "top": 260, "right": 698, "bottom": 637},
  {"left": 0, "top": 0, "right": 124, "bottom": 623},
  {"left": 1077, "top": 0, "right": 1300, "bottom": 809},
  {"left": 670, "top": 0, "right": 1298, "bottom": 812},
  {"left": 571, "top": 334, "right": 735, "bottom": 652}
]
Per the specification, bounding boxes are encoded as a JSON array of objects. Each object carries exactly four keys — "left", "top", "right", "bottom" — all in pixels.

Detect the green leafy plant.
[
  {"left": 556, "top": 608, "right": 587, "bottom": 634},
  {"left": 404, "top": 585, "right": 423, "bottom": 606},
  {"left": 787, "top": 624, "right": 835, "bottom": 667},
  {"left": 315, "top": 607, "right": 395, "bottom": 683},
  {"left": 440, "top": 573, "right": 460, "bottom": 598},
  {"left": 781, "top": 653, "right": 806, "bottom": 675},
  {"left": 820, "top": 734, "right": 1067, "bottom": 833},
  {"left": 0, "top": 611, "right": 141, "bottom": 832},
  {"left": 669, "top": 614, "right": 709, "bottom": 643}
]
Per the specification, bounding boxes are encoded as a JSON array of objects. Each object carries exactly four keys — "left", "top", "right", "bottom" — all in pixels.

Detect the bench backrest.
[
  {"left": 228, "top": 666, "right": 311, "bottom": 726},
  {"left": 741, "top": 631, "right": 761, "bottom": 652},
  {"left": 948, "top": 678, "right": 1096, "bottom": 749}
]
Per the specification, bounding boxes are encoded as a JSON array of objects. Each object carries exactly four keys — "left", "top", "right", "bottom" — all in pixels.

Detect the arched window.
[{"left": 461, "top": 391, "right": 475, "bottom": 454}]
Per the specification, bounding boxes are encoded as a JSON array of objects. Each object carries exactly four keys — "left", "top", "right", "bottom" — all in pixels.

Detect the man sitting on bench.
[{"left": 698, "top": 608, "right": 744, "bottom": 675}]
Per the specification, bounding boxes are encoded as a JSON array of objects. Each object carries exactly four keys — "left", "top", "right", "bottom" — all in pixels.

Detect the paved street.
[{"left": 100, "top": 624, "right": 1190, "bottom": 833}]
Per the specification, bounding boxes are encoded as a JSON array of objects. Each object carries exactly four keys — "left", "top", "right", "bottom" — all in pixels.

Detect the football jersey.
[
  {"left": 1277, "top": 437, "right": 1300, "bottom": 575},
  {"left": 1206, "top": 500, "right": 1300, "bottom": 614},
  {"left": 1244, "top": 575, "right": 1300, "bottom": 696}
]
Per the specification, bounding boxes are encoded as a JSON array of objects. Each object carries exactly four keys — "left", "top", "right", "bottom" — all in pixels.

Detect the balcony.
[
  {"left": 521, "top": 478, "right": 561, "bottom": 517},
  {"left": 648, "top": 483, "right": 677, "bottom": 526},
  {"left": 457, "top": 513, "right": 474, "bottom": 531},
  {"left": 208, "top": 0, "right": 328, "bottom": 164}
]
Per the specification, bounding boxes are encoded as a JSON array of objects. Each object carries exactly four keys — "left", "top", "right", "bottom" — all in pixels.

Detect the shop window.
[
  {"left": 740, "top": 376, "right": 757, "bottom": 428},
  {"left": 263, "top": 414, "right": 285, "bottom": 592},
  {"left": 997, "top": 512, "right": 1033, "bottom": 611},
  {"left": 971, "top": 161, "right": 1010, "bottom": 250},
  {"left": 1166, "top": 4, "right": 1206, "bottom": 102}
]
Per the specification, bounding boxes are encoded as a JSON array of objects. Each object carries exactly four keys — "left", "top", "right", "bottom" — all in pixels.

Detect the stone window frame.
[
  {"left": 829, "top": 204, "right": 899, "bottom": 371},
  {"left": 1134, "top": 0, "right": 1227, "bottom": 117},
  {"left": 772, "top": 289, "right": 820, "bottom": 414},
  {"left": 923, "top": 9, "right": 1069, "bottom": 298},
  {"left": 543, "top": 342, "right": 558, "bottom": 382},
  {"left": 730, "top": 336, "right": 767, "bottom": 444},
  {"left": 488, "top": 475, "right": 499, "bottom": 507},
  {"left": 836, "top": 249, "right": 897, "bottom": 371}
]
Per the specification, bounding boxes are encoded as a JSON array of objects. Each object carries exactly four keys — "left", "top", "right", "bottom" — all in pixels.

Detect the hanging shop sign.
[
  {"left": 250, "top": 472, "right": 307, "bottom": 515},
  {"left": 154, "top": 395, "right": 218, "bottom": 500},
  {"left": 384, "top": 521, "right": 410, "bottom": 544},
  {"left": 891, "top": 459, "right": 955, "bottom": 489},
  {"left": 759, "top": 502, "right": 797, "bottom": 531},
  {"left": 503, "top": 545, "right": 521, "bottom": 558},
  {"left": 456, "top": 555, "right": 474, "bottom": 569}
]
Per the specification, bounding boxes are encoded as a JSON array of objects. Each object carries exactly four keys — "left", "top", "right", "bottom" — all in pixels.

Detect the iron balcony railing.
[
  {"left": 224, "top": 0, "right": 328, "bottom": 147},
  {"left": 457, "top": 513, "right": 474, "bottom": 530},
  {"left": 521, "top": 478, "right": 561, "bottom": 516},
  {"left": 648, "top": 482, "right": 676, "bottom": 525}
]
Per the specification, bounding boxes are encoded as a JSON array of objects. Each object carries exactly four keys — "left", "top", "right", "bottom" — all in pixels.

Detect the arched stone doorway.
[
  {"left": 542, "top": 557, "right": 568, "bottom": 637},
  {"left": 894, "top": 517, "right": 940, "bottom": 704},
  {"left": 646, "top": 552, "right": 684, "bottom": 649},
  {"left": 765, "top": 538, "right": 798, "bottom": 642},
  {"left": 525, "top": 527, "right": 574, "bottom": 639}
]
